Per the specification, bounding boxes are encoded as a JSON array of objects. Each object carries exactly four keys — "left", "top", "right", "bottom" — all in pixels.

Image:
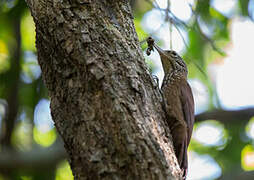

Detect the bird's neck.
[
  {"left": 161, "top": 58, "right": 173, "bottom": 75},
  {"left": 165, "top": 69, "right": 188, "bottom": 81}
]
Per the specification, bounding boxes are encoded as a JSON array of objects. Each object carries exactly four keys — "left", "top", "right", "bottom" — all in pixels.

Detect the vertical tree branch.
[
  {"left": 26, "top": 0, "right": 182, "bottom": 179},
  {"left": 1, "top": 16, "right": 21, "bottom": 148}
]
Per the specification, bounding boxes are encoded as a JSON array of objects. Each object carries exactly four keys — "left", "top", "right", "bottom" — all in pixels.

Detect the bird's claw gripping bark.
[{"left": 152, "top": 75, "right": 159, "bottom": 87}]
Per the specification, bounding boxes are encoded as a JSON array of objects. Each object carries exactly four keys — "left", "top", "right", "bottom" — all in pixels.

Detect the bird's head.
[{"left": 153, "top": 43, "right": 187, "bottom": 75}]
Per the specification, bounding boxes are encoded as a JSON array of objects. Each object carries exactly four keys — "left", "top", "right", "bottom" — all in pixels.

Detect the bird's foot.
[
  {"left": 152, "top": 75, "right": 159, "bottom": 88},
  {"left": 152, "top": 75, "right": 165, "bottom": 105}
]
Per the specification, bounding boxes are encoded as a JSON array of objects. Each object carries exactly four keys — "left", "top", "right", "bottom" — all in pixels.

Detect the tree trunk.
[{"left": 26, "top": 0, "right": 181, "bottom": 179}]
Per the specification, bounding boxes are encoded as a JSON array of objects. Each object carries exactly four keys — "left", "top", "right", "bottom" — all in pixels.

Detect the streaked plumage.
[{"left": 152, "top": 42, "right": 195, "bottom": 179}]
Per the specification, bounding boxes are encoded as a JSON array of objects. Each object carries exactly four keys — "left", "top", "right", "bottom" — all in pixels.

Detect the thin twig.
[
  {"left": 142, "top": 0, "right": 220, "bottom": 79},
  {"left": 188, "top": 3, "right": 226, "bottom": 55},
  {"left": 140, "top": 23, "right": 166, "bottom": 45},
  {"left": 196, "top": 24, "right": 225, "bottom": 55},
  {"left": 167, "top": 0, "right": 173, "bottom": 49},
  {"left": 173, "top": 23, "right": 188, "bottom": 48},
  {"left": 172, "top": 24, "right": 208, "bottom": 78},
  {"left": 145, "top": 0, "right": 165, "bottom": 18}
]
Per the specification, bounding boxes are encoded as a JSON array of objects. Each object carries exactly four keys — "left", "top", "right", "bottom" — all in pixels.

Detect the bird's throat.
[{"left": 161, "top": 56, "right": 174, "bottom": 75}]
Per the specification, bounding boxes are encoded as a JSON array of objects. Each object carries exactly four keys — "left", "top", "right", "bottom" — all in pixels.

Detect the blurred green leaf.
[
  {"left": 0, "top": 40, "right": 10, "bottom": 73},
  {"left": 56, "top": 161, "right": 74, "bottom": 180},
  {"left": 185, "top": 23, "right": 205, "bottom": 67},
  {"left": 134, "top": 18, "right": 149, "bottom": 41},
  {"left": 241, "top": 144, "right": 254, "bottom": 171},
  {"left": 239, "top": 0, "right": 250, "bottom": 16},
  {"left": 33, "top": 127, "right": 57, "bottom": 147},
  {"left": 12, "top": 119, "right": 33, "bottom": 150},
  {"left": 196, "top": 0, "right": 211, "bottom": 20},
  {"left": 210, "top": 7, "right": 230, "bottom": 40},
  {"left": 21, "top": 176, "right": 32, "bottom": 180},
  {"left": 0, "top": 0, "right": 253, "bottom": 179},
  {"left": 133, "top": 0, "right": 153, "bottom": 19},
  {"left": 21, "top": 11, "right": 36, "bottom": 51}
]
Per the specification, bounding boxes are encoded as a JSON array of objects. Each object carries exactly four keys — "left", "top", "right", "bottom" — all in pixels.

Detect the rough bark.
[{"left": 26, "top": 0, "right": 181, "bottom": 179}]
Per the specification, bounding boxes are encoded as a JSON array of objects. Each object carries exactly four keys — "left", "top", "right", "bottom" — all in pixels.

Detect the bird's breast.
[{"left": 161, "top": 71, "right": 186, "bottom": 90}]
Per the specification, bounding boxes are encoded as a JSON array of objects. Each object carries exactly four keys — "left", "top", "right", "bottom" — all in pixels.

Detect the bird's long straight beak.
[
  {"left": 153, "top": 43, "right": 166, "bottom": 57},
  {"left": 153, "top": 42, "right": 176, "bottom": 71}
]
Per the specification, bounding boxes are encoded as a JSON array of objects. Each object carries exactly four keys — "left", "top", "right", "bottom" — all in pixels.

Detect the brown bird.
[{"left": 147, "top": 38, "right": 194, "bottom": 179}]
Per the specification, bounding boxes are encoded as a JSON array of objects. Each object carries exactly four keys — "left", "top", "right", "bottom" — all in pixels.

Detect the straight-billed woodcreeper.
[{"left": 147, "top": 37, "right": 194, "bottom": 179}]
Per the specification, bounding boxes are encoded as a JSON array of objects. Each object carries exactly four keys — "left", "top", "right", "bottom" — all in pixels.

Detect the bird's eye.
[{"left": 171, "top": 51, "right": 177, "bottom": 57}]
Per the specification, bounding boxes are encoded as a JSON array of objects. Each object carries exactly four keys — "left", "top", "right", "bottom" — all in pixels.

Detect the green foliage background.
[{"left": 0, "top": 0, "right": 254, "bottom": 179}]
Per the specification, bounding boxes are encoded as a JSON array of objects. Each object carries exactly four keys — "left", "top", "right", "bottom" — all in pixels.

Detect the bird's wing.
[{"left": 180, "top": 82, "right": 195, "bottom": 146}]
